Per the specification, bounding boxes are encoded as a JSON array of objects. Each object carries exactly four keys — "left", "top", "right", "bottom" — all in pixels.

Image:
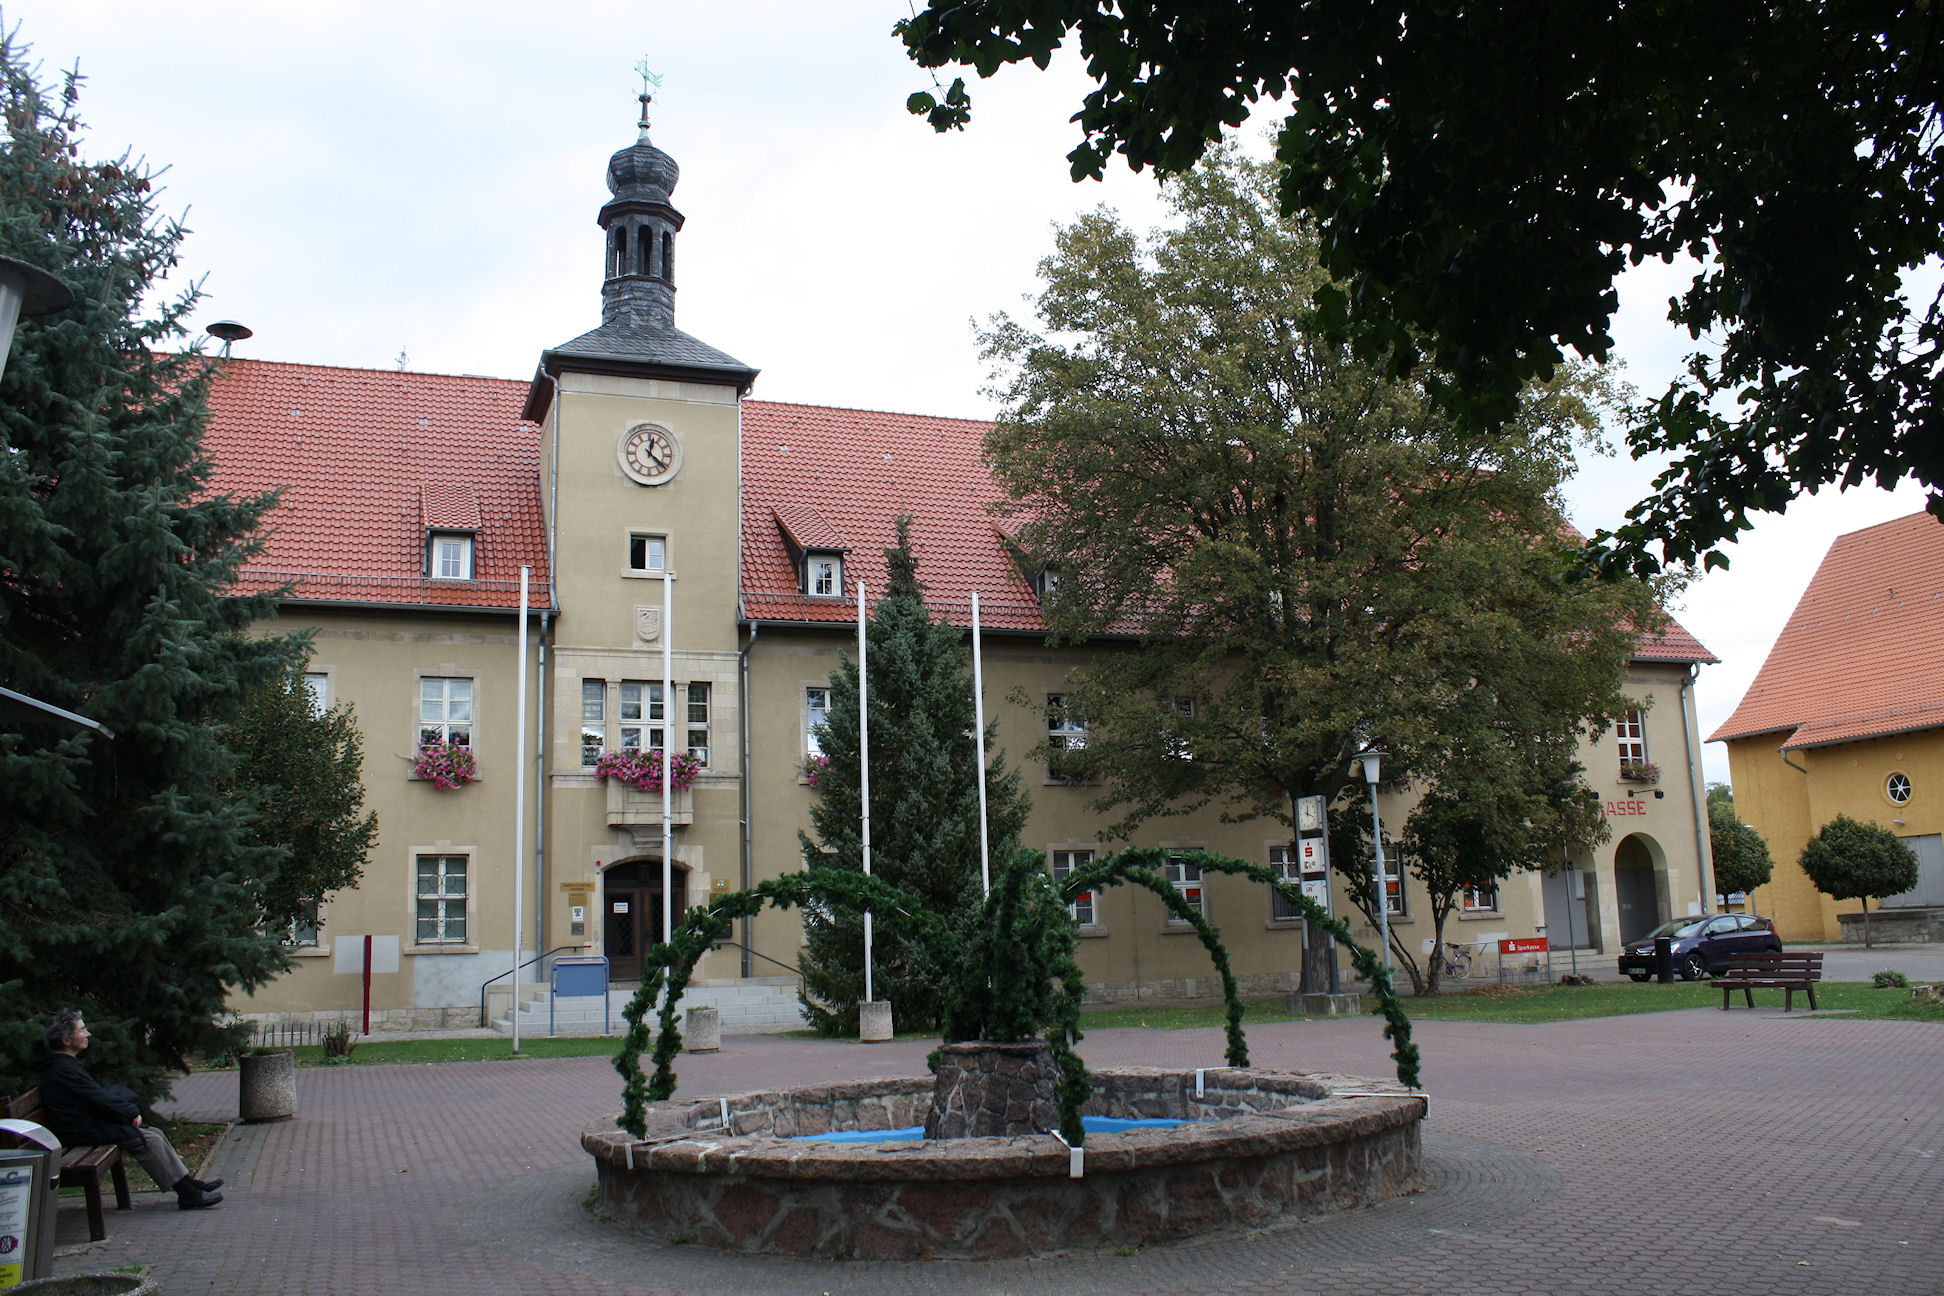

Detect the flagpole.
[
  {"left": 972, "top": 591, "right": 991, "bottom": 897},
  {"left": 858, "top": 578, "right": 873, "bottom": 1006},
  {"left": 661, "top": 566, "right": 673, "bottom": 961},
  {"left": 511, "top": 567, "right": 529, "bottom": 1054}
]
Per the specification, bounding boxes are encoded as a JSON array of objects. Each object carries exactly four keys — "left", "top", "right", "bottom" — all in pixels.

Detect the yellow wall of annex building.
[{"left": 1727, "top": 730, "right": 1944, "bottom": 942}]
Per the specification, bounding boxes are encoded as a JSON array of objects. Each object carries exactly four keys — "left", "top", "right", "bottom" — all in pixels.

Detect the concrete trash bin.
[
  {"left": 238, "top": 1048, "right": 296, "bottom": 1122},
  {"left": 684, "top": 1006, "right": 721, "bottom": 1053}
]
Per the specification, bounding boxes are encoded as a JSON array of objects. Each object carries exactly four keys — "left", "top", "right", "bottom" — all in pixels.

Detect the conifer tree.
[
  {"left": 0, "top": 34, "right": 294, "bottom": 1094},
  {"left": 797, "top": 517, "right": 1031, "bottom": 1034}
]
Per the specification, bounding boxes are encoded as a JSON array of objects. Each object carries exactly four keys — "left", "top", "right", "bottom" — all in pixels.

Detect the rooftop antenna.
[
  {"left": 396, "top": 348, "right": 410, "bottom": 371},
  {"left": 634, "top": 57, "right": 662, "bottom": 140},
  {"left": 205, "top": 320, "right": 252, "bottom": 359}
]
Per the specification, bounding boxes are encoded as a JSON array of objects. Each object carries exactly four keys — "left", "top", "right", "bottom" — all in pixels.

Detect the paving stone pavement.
[{"left": 45, "top": 1006, "right": 1944, "bottom": 1295}]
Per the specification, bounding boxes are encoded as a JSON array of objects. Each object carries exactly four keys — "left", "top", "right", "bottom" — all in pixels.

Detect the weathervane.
[{"left": 635, "top": 58, "right": 663, "bottom": 138}]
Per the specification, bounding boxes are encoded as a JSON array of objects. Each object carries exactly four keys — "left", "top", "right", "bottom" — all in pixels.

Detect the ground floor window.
[
  {"left": 416, "top": 853, "right": 469, "bottom": 944},
  {"left": 1269, "top": 845, "right": 1301, "bottom": 922},
  {"left": 1050, "top": 849, "right": 1097, "bottom": 926},
  {"left": 1461, "top": 883, "right": 1499, "bottom": 913},
  {"left": 1164, "top": 852, "right": 1205, "bottom": 921}
]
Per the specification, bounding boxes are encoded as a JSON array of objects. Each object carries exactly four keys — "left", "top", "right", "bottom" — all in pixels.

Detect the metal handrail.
[
  {"left": 706, "top": 940, "right": 805, "bottom": 986},
  {"left": 478, "top": 943, "right": 591, "bottom": 1026}
]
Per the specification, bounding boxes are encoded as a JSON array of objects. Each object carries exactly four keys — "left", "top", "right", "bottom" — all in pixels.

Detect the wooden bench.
[
  {"left": 1, "top": 1087, "right": 132, "bottom": 1241},
  {"left": 1719, "top": 951, "right": 1825, "bottom": 1012}
]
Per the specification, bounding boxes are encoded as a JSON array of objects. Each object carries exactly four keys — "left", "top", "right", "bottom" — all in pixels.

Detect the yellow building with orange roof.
[{"left": 1710, "top": 511, "right": 1944, "bottom": 942}]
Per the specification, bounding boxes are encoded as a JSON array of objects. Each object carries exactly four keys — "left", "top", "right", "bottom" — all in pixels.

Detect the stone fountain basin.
[{"left": 583, "top": 1066, "right": 1426, "bottom": 1260}]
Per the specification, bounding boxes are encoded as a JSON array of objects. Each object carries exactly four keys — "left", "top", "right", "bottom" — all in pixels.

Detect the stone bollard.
[
  {"left": 858, "top": 1000, "right": 894, "bottom": 1043},
  {"left": 238, "top": 1048, "right": 296, "bottom": 1123},
  {"left": 684, "top": 1005, "right": 721, "bottom": 1053}
]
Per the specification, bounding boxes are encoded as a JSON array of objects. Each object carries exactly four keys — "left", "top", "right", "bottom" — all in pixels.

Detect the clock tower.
[{"left": 524, "top": 75, "right": 757, "bottom": 978}]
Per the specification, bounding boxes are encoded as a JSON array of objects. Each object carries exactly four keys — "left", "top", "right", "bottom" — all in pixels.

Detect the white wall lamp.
[{"left": 0, "top": 254, "right": 72, "bottom": 382}]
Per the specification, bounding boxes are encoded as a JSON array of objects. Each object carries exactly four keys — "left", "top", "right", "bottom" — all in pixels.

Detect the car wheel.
[
  {"left": 1627, "top": 971, "right": 1650, "bottom": 982},
  {"left": 1678, "top": 952, "right": 1708, "bottom": 981}
]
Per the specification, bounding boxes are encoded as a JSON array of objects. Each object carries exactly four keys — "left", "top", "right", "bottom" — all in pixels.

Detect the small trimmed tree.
[
  {"left": 796, "top": 517, "right": 1033, "bottom": 1034},
  {"left": 1798, "top": 815, "right": 1918, "bottom": 948},
  {"left": 1707, "top": 796, "right": 1773, "bottom": 905}
]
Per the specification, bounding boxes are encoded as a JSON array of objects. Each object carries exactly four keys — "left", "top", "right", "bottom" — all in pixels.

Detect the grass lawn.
[{"left": 223, "top": 982, "right": 1938, "bottom": 1069}]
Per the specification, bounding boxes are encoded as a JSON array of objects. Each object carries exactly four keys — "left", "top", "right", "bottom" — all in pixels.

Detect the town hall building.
[{"left": 203, "top": 109, "right": 1720, "bottom": 1033}]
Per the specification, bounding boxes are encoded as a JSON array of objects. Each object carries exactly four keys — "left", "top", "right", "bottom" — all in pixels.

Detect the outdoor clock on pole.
[{"left": 618, "top": 422, "right": 683, "bottom": 485}]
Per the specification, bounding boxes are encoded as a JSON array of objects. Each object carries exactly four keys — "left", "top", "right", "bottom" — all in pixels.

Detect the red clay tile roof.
[
  {"left": 740, "top": 401, "right": 1048, "bottom": 629},
  {"left": 202, "top": 358, "right": 550, "bottom": 612},
  {"left": 421, "top": 483, "right": 483, "bottom": 531},
  {"left": 1710, "top": 511, "right": 1944, "bottom": 748},
  {"left": 771, "top": 504, "right": 852, "bottom": 554}
]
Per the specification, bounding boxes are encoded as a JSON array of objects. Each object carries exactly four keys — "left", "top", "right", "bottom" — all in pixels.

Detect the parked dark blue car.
[{"left": 1617, "top": 914, "right": 1783, "bottom": 981}]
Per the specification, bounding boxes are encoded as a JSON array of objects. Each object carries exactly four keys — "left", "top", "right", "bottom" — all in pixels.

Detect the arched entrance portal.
[
  {"left": 1612, "top": 834, "right": 1664, "bottom": 944},
  {"left": 602, "top": 859, "right": 688, "bottom": 984}
]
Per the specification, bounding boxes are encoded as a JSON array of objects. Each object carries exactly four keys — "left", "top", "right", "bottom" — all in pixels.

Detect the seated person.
[{"left": 33, "top": 1010, "right": 223, "bottom": 1210}]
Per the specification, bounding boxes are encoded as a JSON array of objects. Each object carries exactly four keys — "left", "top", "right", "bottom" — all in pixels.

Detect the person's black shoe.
[
  {"left": 184, "top": 1177, "right": 224, "bottom": 1192},
  {"left": 176, "top": 1183, "right": 223, "bottom": 1210}
]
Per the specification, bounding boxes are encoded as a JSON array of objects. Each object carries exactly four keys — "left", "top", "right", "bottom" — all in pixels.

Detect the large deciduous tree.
[
  {"left": 982, "top": 148, "right": 1657, "bottom": 988},
  {"left": 0, "top": 36, "right": 292, "bottom": 1095},
  {"left": 797, "top": 519, "right": 1033, "bottom": 1035},
  {"left": 221, "top": 649, "right": 378, "bottom": 940},
  {"left": 1798, "top": 814, "right": 1918, "bottom": 948},
  {"left": 898, "top": 1, "right": 1944, "bottom": 575}
]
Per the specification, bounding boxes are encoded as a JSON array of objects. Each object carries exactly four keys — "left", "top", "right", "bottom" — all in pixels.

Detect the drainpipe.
[
  {"left": 1780, "top": 747, "right": 1808, "bottom": 775},
  {"left": 1679, "top": 664, "right": 1712, "bottom": 913},
  {"left": 738, "top": 619, "right": 758, "bottom": 977},
  {"left": 535, "top": 610, "right": 551, "bottom": 955}
]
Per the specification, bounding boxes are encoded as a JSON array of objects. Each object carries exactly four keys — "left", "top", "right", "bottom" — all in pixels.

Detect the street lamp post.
[
  {"left": 0, "top": 253, "right": 73, "bottom": 382},
  {"left": 1356, "top": 750, "right": 1390, "bottom": 971}
]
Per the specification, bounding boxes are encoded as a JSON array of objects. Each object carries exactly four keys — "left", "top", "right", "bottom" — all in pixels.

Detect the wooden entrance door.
[{"left": 602, "top": 861, "right": 687, "bottom": 984}]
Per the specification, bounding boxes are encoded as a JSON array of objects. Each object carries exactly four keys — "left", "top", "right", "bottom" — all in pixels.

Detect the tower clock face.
[{"left": 618, "top": 423, "right": 682, "bottom": 485}]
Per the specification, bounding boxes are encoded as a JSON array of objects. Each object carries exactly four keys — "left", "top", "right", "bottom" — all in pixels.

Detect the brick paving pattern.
[{"left": 49, "top": 1006, "right": 1944, "bottom": 1295}]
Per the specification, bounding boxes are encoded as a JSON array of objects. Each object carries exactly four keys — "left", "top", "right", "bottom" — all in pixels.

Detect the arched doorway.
[
  {"left": 602, "top": 858, "right": 688, "bottom": 984},
  {"left": 1612, "top": 834, "right": 1663, "bottom": 944}
]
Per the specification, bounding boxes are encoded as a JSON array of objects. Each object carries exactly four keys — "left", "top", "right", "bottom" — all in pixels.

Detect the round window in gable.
[{"left": 1886, "top": 771, "right": 1912, "bottom": 805}]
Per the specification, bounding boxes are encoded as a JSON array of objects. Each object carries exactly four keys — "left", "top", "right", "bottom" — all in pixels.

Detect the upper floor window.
[
  {"left": 628, "top": 532, "right": 666, "bottom": 574},
  {"left": 1037, "top": 568, "right": 1061, "bottom": 602},
  {"left": 806, "top": 554, "right": 843, "bottom": 598},
  {"left": 419, "top": 677, "right": 472, "bottom": 747},
  {"left": 619, "top": 681, "right": 664, "bottom": 752},
  {"left": 581, "top": 679, "right": 606, "bottom": 767},
  {"left": 1051, "top": 849, "right": 1097, "bottom": 927},
  {"left": 303, "top": 672, "right": 329, "bottom": 716},
  {"left": 805, "top": 686, "right": 831, "bottom": 756},
  {"left": 1046, "top": 693, "right": 1087, "bottom": 781},
  {"left": 428, "top": 532, "right": 473, "bottom": 581},
  {"left": 685, "top": 682, "right": 711, "bottom": 768},
  {"left": 1616, "top": 709, "right": 1647, "bottom": 775}
]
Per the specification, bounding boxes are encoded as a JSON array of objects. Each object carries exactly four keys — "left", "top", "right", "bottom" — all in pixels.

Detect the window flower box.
[
  {"left": 1619, "top": 760, "right": 1661, "bottom": 784},
  {"left": 414, "top": 740, "right": 478, "bottom": 789},
  {"left": 593, "top": 747, "right": 700, "bottom": 793},
  {"left": 802, "top": 753, "right": 831, "bottom": 788}
]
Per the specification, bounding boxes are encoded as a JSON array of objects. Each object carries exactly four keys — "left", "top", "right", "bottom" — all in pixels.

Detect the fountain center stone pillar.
[{"left": 923, "top": 1040, "right": 1060, "bottom": 1138}]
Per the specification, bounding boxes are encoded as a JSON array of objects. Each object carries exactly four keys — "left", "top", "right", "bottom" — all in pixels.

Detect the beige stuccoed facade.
[{"left": 221, "top": 114, "right": 1718, "bottom": 1033}]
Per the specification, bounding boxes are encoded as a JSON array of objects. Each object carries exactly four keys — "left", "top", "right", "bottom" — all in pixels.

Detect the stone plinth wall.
[
  {"left": 925, "top": 1041, "right": 1059, "bottom": 1138},
  {"left": 584, "top": 1067, "right": 1425, "bottom": 1259}
]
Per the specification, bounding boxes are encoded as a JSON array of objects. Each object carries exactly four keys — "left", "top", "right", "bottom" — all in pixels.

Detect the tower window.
[
  {"left": 638, "top": 227, "right": 654, "bottom": 277},
  {"left": 609, "top": 228, "right": 625, "bottom": 278},
  {"left": 661, "top": 231, "right": 674, "bottom": 279}
]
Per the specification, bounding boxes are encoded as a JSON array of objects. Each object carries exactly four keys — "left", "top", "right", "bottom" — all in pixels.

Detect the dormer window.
[
  {"left": 429, "top": 532, "right": 473, "bottom": 581},
  {"left": 1037, "top": 568, "right": 1061, "bottom": 601},
  {"left": 806, "top": 553, "right": 843, "bottom": 598}
]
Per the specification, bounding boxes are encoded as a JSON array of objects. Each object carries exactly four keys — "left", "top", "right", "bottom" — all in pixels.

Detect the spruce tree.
[
  {"left": 0, "top": 34, "right": 294, "bottom": 1095},
  {"left": 797, "top": 517, "right": 1031, "bottom": 1034}
]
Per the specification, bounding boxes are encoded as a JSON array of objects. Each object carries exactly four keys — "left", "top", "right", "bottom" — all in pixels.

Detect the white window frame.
[
  {"left": 1460, "top": 883, "right": 1499, "bottom": 913},
  {"left": 414, "top": 852, "right": 470, "bottom": 946},
  {"left": 302, "top": 671, "right": 330, "bottom": 716},
  {"left": 807, "top": 553, "right": 843, "bottom": 598},
  {"left": 278, "top": 898, "right": 326, "bottom": 953},
  {"left": 627, "top": 532, "right": 667, "bottom": 576},
  {"left": 1163, "top": 851, "right": 1206, "bottom": 923},
  {"left": 618, "top": 681, "right": 665, "bottom": 752},
  {"left": 1046, "top": 693, "right": 1087, "bottom": 782},
  {"left": 1379, "top": 841, "right": 1408, "bottom": 918},
  {"left": 1164, "top": 696, "right": 1197, "bottom": 760},
  {"left": 428, "top": 532, "right": 474, "bottom": 582},
  {"left": 418, "top": 676, "right": 473, "bottom": 747},
  {"left": 1616, "top": 708, "right": 1647, "bottom": 774},
  {"left": 580, "top": 678, "right": 606, "bottom": 767},
  {"left": 1050, "top": 848, "right": 1100, "bottom": 930},
  {"left": 805, "top": 685, "right": 831, "bottom": 756},
  {"left": 1269, "top": 844, "right": 1302, "bottom": 923},
  {"left": 685, "top": 681, "right": 711, "bottom": 769}
]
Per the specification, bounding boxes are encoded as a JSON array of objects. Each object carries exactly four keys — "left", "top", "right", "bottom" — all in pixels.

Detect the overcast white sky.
[{"left": 7, "top": 1, "right": 1932, "bottom": 785}]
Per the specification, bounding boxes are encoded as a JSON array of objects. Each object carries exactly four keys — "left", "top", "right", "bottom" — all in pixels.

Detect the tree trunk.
[{"left": 1862, "top": 896, "right": 1872, "bottom": 948}]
